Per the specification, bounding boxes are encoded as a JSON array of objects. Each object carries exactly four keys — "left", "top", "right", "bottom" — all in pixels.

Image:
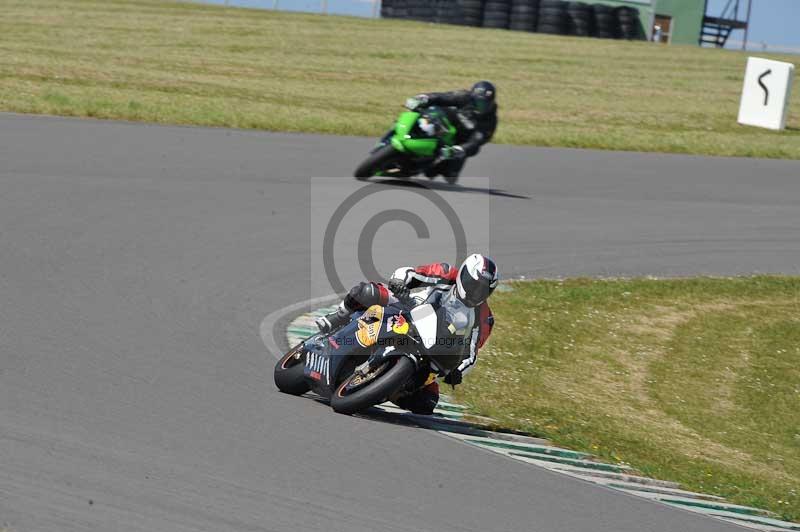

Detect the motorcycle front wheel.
[
  {"left": 354, "top": 144, "right": 402, "bottom": 180},
  {"left": 273, "top": 343, "right": 311, "bottom": 396},
  {"left": 330, "top": 356, "right": 415, "bottom": 415}
]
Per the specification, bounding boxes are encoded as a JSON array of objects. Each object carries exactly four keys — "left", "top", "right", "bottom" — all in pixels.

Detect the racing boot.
[
  {"left": 315, "top": 304, "right": 350, "bottom": 333},
  {"left": 424, "top": 163, "right": 440, "bottom": 179},
  {"left": 441, "top": 154, "right": 465, "bottom": 185},
  {"left": 393, "top": 382, "right": 439, "bottom": 415}
]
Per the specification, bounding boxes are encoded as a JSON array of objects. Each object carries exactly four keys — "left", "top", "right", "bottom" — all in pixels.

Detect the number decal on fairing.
[{"left": 356, "top": 305, "right": 384, "bottom": 347}]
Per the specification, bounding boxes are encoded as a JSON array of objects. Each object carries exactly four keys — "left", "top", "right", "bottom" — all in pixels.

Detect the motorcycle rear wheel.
[
  {"left": 273, "top": 343, "right": 311, "bottom": 396},
  {"left": 330, "top": 356, "right": 415, "bottom": 415},
  {"left": 354, "top": 144, "right": 402, "bottom": 180}
]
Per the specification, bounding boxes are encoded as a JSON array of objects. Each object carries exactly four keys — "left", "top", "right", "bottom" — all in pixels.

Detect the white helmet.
[{"left": 455, "top": 254, "right": 499, "bottom": 307}]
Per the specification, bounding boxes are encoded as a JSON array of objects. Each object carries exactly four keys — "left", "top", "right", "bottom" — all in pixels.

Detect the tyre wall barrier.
[{"left": 381, "top": 0, "right": 646, "bottom": 40}]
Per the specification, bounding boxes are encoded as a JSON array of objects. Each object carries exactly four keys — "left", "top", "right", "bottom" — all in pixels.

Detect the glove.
[
  {"left": 405, "top": 94, "right": 429, "bottom": 111},
  {"left": 387, "top": 278, "right": 410, "bottom": 300},
  {"left": 439, "top": 145, "right": 466, "bottom": 161},
  {"left": 444, "top": 369, "right": 463, "bottom": 387}
]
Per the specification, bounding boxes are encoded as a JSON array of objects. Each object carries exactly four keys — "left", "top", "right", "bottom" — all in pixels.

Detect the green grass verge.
[
  {"left": 455, "top": 277, "right": 800, "bottom": 521},
  {"left": 1, "top": 0, "right": 799, "bottom": 158}
]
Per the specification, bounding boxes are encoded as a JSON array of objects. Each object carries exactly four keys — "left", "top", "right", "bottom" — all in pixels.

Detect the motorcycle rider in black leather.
[{"left": 405, "top": 80, "right": 498, "bottom": 180}]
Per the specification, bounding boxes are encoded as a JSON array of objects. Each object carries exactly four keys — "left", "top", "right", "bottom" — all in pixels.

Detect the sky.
[
  {"left": 199, "top": 0, "right": 379, "bottom": 18},
  {"left": 198, "top": 0, "right": 800, "bottom": 52},
  {"left": 707, "top": 0, "right": 800, "bottom": 52}
]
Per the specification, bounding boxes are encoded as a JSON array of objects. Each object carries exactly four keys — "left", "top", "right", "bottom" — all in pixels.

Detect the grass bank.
[
  {"left": 1, "top": 0, "right": 799, "bottom": 158},
  {"left": 456, "top": 276, "right": 800, "bottom": 521}
]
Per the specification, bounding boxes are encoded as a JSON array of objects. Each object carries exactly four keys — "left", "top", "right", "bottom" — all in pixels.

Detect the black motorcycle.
[{"left": 273, "top": 297, "right": 465, "bottom": 415}]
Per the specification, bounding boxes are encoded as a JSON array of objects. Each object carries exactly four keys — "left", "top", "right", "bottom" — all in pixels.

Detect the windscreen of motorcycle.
[
  {"left": 438, "top": 289, "right": 475, "bottom": 336},
  {"left": 416, "top": 289, "right": 474, "bottom": 371}
]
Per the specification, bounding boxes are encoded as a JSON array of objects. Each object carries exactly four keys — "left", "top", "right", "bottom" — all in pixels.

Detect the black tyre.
[
  {"left": 354, "top": 144, "right": 401, "bottom": 180},
  {"left": 566, "top": 6, "right": 591, "bottom": 19},
  {"left": 619, "top": 23, "right": 641, "bottom": 39},
  {"left": 539, "top": 15, "right": 567, "bottom": 26},
  {"left": 595, "top": 13, "right": 615, "bottom": 24},
  {"left": 566, "top": 3, "right": 591, "bottom": 35},
  {"left": 594, "top": 11, "right": 618, "bottom": 37},
  {"left": 460, "top": 7, "right": 483, "bottom": 18},
  {"left": 484, "top": 4, "right": 510, "bottom": 16},
  {"left": 409, "top": 7, "right": 435, "bottom": 20},
  {"left": 570, "top": 24, "right": 591, "bottom": 36},
  {"left": 511, "top": 5, "right": 537, "bottom": 15},
  {"left": 483, "top": 15, "right": 510, "bottom": 28},
  {"left": 330, "top": 357, "right": 416, "bottom": 415},
  {"left": 538, "top": 0, "right": 565, "bottom": 33},
  {"left": 538, "top": 22, "right": 566, "bottom": 34},
  {"left": 274, "top": 343, "right": 311, "bottom": 396},
  {"left": 435, "top": 0, "right": 458, "bottom": 23},
  {"left": 539, "top": 6, "right": 565, "bottom": 17},
  {"left": 509, "top": 16, "right": 537, "bottom": 31},
  {"left": 455, "top": 0, "right": 484, "bottom": 25},
  {"left": 593, "top": 4, "right": 614, "bottom": 15}
]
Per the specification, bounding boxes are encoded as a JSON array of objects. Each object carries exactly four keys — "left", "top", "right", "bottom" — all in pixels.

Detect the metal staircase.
[{"left": 700, "top": 0, "right": 750, "bottom": 48}]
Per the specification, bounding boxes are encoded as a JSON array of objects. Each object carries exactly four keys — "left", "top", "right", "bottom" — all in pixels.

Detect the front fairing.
[
  {"left": 391, "top": 108, "right": 456, "bottom": 157},
  {"left": 416, "top": 291, "right": 472, "bottom": 372},
  {"left": 301, "top": 303, "right": 415, "bottom": 397}
]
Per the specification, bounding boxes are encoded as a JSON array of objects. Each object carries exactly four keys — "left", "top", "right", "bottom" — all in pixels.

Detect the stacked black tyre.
[
  {"left": 616, "top": 6, "right": 642, "bottom": 39},
  {"left": 404, "top": 0, "right": 436, "bottom": 21},
  {"left": 379, "top": 0, "right": 645, "bottom": 41},
  {"left": 565, "top": 2, "right": 593, "bottom": 37},
  {"left": 483, "top": 0, "right": 512, "bottom": 29},
  {"left": 538, "top": 0, "right": 567, "bottom": 35},
  {"left": 380, "top": 0, "right": 397, "bottom": 18},
  {"left": 434, "top": 0, "right": 454, "bottom": 23},
  {"left": 457, "top": 0, "right": 484, "bottom": 26},
  {"left": 509, "top": 0, "right": 539, "bottom": 32},
  {"left": 593, "top": 3, "right": 618, "bottom": 38}
]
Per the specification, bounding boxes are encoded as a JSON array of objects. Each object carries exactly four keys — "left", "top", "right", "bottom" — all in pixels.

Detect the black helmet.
[{"left": 470, "top": 81, "right": 496, "bottom": 114}]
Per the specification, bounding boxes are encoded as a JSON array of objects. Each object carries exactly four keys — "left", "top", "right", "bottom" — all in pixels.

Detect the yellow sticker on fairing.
[
  {"left": 424, "top": 372, "right": 438, "bottom": 386},
  {"left": 356, "top": 305, "right": 384, "bottom": 347}
]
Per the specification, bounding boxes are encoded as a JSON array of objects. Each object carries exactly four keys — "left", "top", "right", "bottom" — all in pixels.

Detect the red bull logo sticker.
[{"left": 387, "top": 314, "right": 409, "bottom": 335}]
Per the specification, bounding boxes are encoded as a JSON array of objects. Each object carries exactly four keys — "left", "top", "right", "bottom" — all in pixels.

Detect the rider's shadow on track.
[
  {"left": 303, "top": 393, "right": 526, "bottom": 441},
  {"left": 372, "top": 178, "right": 531, "bottom": 200}
]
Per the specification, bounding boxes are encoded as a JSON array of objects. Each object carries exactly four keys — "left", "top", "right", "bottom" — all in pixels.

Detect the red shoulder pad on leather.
[{"left": 415, "top": 262, "right": 457, "bottom": 282}]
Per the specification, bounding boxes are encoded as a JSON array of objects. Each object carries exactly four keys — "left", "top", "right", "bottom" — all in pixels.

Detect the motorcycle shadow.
[
  {"left": 371, "top": 178, "right": 531, "bottom": 200},
  {"left": 301, "top": 392, "right": 508, "bottom": 439}
]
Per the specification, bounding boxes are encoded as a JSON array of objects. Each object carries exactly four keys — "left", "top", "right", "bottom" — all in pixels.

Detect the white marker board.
[{"left": 738, "top": 57, "right": 795, "bottom": 131}]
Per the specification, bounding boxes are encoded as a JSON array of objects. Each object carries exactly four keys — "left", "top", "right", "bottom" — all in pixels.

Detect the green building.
[{"left": 595, "top": 0, "right": 750, "bottom": 47}]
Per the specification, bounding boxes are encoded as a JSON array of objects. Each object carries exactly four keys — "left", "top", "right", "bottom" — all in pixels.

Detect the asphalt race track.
[{"left": 2, "top": 113, "right": 799, "bottom": 532}]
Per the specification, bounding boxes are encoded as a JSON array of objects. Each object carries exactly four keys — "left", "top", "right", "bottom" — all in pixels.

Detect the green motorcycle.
[{"left": 354, "top": 106, "right": 458, "bottom": 183}]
